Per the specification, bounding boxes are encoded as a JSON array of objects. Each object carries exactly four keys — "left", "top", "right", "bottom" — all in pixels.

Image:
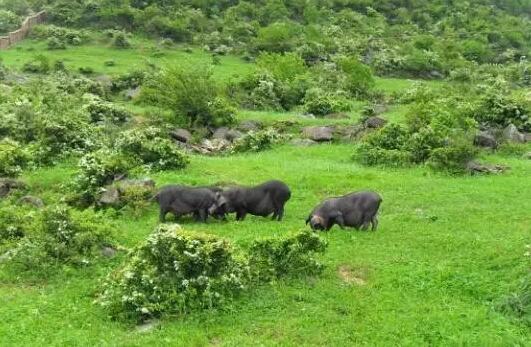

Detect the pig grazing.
[
  {"left": 154, "top": 185, "right": 219, "bottom": 223},
  {"left": 306, "top": 191, "right": 382, "bottom": 231},
  {"left": 214, "top": 180, "right": 291, "bottom": 221}
]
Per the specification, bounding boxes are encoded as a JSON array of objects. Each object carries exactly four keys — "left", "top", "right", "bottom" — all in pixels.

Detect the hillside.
[{"left": 0, "top": 1, "right": 530, "bottom": 346}]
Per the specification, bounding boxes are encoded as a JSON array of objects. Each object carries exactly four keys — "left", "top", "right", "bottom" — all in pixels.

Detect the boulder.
[
  {"left": 364, "top": 116, "right": 387, "bottom": 129},
  {"left": 302, "top": 126, "right": 334, "bottom": 142},
  {"left": 101, "top": 246, "right": 118, "bottom": 258},
  {"left": 525, "top": 133, "right": 531, "bottom": 142},
  {"left": 238, "top": 120, "right": 263, "bottom": 132},
  {"left": 335, "top": 124, "right": 366, "bottom": 141},
  {"left": 466, "top": 161, "right": 508, "bottom": 175},
  {"left": 290, "top": 138, "right": 318, "bottom": 147},
  {"left": 473, "top": 132, "right": 498, "bottom": 149},
  {"left": 193, "top": 139, "right": 231, "bottom": 155},
  {"left": 17, "top": 196, "right": 44, "bottom": 208},
  {"left": 0, "top": 178, "right": 26, "bottom": 198},
  {"left": 170, "top": 128, "right": 193, "bottom": 143},
  {"left": 502, "top": 124, "right": 525, "bottom": 143},
  {"left": 212, "top": 127, "right": 243, "bottom": 142},
  {"left": 124, "top": 86, "right": 141, "bottom": 100},
  {"left": 99, "top": 186, "right": 121, "bottom": 206},
  {"left": 325, "top": 112, "right": 350, "bottom": 119}
]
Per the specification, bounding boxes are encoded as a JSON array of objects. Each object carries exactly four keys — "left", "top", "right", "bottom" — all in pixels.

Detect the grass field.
[{"left": 1, "top": 36, "right": 530, "bottom": 346}]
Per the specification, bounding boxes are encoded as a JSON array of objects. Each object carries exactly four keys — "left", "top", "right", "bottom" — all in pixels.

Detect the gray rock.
[
  {"left": 136, "top": 319, "right": 160, "bottom": 333},
  {"left": 17, "top": 195, "right": 44, "bottom": 208},
  {"left": 99, "top": 186, "right": 121, "bottom": 206},
  {"left": 101, "top": 246, "right": 118, "bottom": 258},
  {"left": 0, "top": 178, "right": 26, "bottom": 198},
  {"left": 170, "top": 128, "right": 192, "bottom": 143},
  {"left": 302, "top": 126, "right": 334, "bottom": 142},
  {"left": 335, "top": 125, "right": 366, "bottom": 141},
  {"left": 124, "top": 86, "right": 141, "bottom": 100},
  {"left": 364, "top": 116, "right": 387, "bottom": 129},
  {"left": 238, "top": 120, "right": 263, "bottom": 132},
  {"left": 466, "top": 161, "right": 508, "bottom": 175},
  {"left": 212, "top": 128, "right": 243, "bottom": 142},
  {"left": 525, "top": 133, "right": 531, "bottom": 142},
  {"left": 331, "top": 112, "right": 353, "bottom": 121},
  {"left": 502, "top": 124, "right": 525, "bottom": 143},
  {"left": 474, "top": 132, "right": 498, "bottom": 149},
  {"left": 290, "top": 138, "right": 318, "bottom": 147},
  {"left": 193, "top": 139, "right": 231, "bottom": 155}
]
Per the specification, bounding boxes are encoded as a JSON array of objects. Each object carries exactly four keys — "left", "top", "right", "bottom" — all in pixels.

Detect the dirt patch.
[{"left": 338, "top": 265, "right": 368, "bottom": 286}]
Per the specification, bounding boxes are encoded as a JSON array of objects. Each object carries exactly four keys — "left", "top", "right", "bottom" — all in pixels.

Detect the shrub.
[
  {"left": 104, "top": 60, "right": 116, "bottom": 67},
  {"left": 78, "top": 66, "right": 94, "bottom": 75},
  {"left": 22, "top": 55, "right": 50, "bottom": 74},
  {"left": 497, "top": 273, "right": 531, "bottom": 327},
  {"left": 0, "top": 10, "right": 20, "bottom": 34},
  {"left": 74, "top": 149, "right": 132, "bottom": 205},
  {"left": 428, "top": 136, "right": 477, "bottom": 174},
  {"left": 84, "top": 96, "right": 130, "bottom": 124},
  {"left": 141, "top": 65, "right": 235, "bottom": 127},
  {"left": 473, "top": 87, "right": 530, "bottom": 132},
  {"left": 0, "top": 204, "right": 35, "bottom": 242},
  {"left": 4, "top": 206, "right": 115, "bottom": 273},
  {"left": 97, "top": 224, "right": 249, "bottom": 321},
  {"left": 0, "top": 139, "right": 30, "bottom": 177},
  {"left": 115, "top": 127, "right": 190, "bottom": 171},
  {"left": 303, "top": 88, "right": 352, "bottom": 116},
  {"left": 256, "top": 52, "right": 307, "bottom": 82},
  {"left": 354, "top": 144, "right": 412, "bottom": 167},
  {"left": 113, "top": 32, "right": 131, "bottom": 49},
  {"left": 406, "top": 126, "right": 445, "bottom": 163},
  {"left": 254, "top": 22, "right": 301, "bottom": 53},
  {"left": 248, "top": 230, "right": 327, "bottom": 282},
  {"left": 110, "top": 70, "right": 146, "bottom": 92},
  {"left": 47, "top": 37, "right": 66, "bottom": 50},
  {"left": 231, "top": 128, "right": 283, "bottom": 153},
  {"left": 337, "top": 56, "right": 375, "bottom": 97}
]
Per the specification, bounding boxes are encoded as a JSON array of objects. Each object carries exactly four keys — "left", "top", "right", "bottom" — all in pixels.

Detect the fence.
[{"left": 0, "top": 11, "right": 47, "bottom": 50}]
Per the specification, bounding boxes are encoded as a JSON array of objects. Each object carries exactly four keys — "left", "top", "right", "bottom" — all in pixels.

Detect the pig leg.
[
  {"left": 371, "top": 215, "right": 378, "bottom": 231},
  {"left": 276, "top": 206, "right": 284, "bottom": 221},
  {"left": 198, "top": 209, "right": 208, "bottom": 223},
  {"left": 236, "top": 209, "right": 247, "bottom": 221},
  {"left": 159, "top": 208, "right": 168, "bottom": 222}
]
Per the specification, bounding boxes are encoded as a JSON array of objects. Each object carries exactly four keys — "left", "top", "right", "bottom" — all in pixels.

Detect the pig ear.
[{"left": 215, "top": 191, "right": 221, "bottom": 199}]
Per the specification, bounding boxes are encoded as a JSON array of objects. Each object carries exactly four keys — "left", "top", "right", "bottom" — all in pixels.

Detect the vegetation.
[{"left": 0, "top": 0, "right": 530, "bottom": 345}]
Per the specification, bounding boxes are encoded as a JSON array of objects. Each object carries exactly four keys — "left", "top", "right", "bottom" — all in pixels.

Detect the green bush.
[
  {"left": 254, "top": 22, "right": 301, "bottom": 53},
  {"left": 354, "top": 144, "right": 412, "bottom": 167},
  {"left": 110, "top": 70, "right": 146, "bottom": 92},
  {"left": 141, "top": 65, "right": 235, "bottom": 127},
  {"left": 97, "top": 224, "right": 249, "bottom": 321},
  {"left": 303, "top": 88, "right": 352, "bottom": 116},
  {"left": 428, "top": 136, "right": 478, "bottom": 174},
  {"left": 113, "top": 32, "right": 131, "bottom": 49},
  {"left": 0, "top": 204, "right": 35, "bottom": 242},
  {"left": 231, "top": 128, "right": 283, "bottom": 153},
  {"left": 74, "top": 149, "right": 132, "bottom": 205},
  {"left": 115, "top": 127, "right": 189, "bottom": 171},
  {"left": 4, "top": 206, "right": 115, "bottom": 273},
  {"left": 30, "top": 25, "right": 87, "bottom": 46},
  {"left": 84, "top": 96, "right": 130, "bottom": 124},
  {"left": 78, "top": 66, "right": 95, "bottom": 75},
  {"left": 0, "top": 9, "right": 20, "bottom": 34},
  {"left": 0, "top": 139, "right": 30, "bottom": 177},
  {"left": 22, "top": 55, "right": 50, "bottom": 74},
  {"left": 47, "top": 37, "right": 66, "bottom": 50},
  {"left": 248, "top": 230, "right": 327, "bottom": 282},
  {"left": 337, "top": 56, "right": 375, "bottom": 97}
]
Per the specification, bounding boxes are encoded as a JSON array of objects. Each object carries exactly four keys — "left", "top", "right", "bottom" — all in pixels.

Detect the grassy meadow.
[{"left": 1, "top": 34, "right": 530, "bottom": 347}]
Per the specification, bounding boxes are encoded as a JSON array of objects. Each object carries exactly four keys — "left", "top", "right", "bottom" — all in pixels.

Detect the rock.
[
  {"left": 466, "top": 161, "right": 508, "bottom": 175},
  {"left": 290, "top": 138, "right": 318, "bottom": 147},
  {"left": 17, "top": 196, "right": 44, "bottom": 208},
  {"left": 335, "top": 125, "right": 366, "bottom": 141},
  {"left": 117, "top": 178, "right": 156, "bottom": 192},
  {"left": 502, "top": 124, "right": 525, "bottom": 143},
  {"left": 101, "top": 246, "right": 118, "bottom": 258},
  {"left": 238, "top": 120, "right": 263, "bottom": 132},
  {"left": 0, "top": 178, "right": 26, "bottom": 198},
  {"left": 325, "top": 112, "right": 350, "bottom": 119},
  {"left": 364, "top": 116, "right": 387, "bottom": 129},
  {"left": 474, "top": 132, "right": 498, "bottom": 149},
  {"left": 430, "top": 70, "right": 444, "bottom": 79},
  {"left": 193, "top": 139, "right": 231, "bottom": 155},
  {"left": 525, "top": 133, "right": 531, "bottom": 142},
  {"left": 136, "top": 319, "right": 160, "bottom": 333},
  {"left": 99, "top": 186, "right": 121, "bottom": 206},
  {"left": 170, "top": 128, "right": 193, "bottom": 143},
  {"left": 124, "top": 86, "right": 141, "bottom": 100},
  {"left": 212, "top": 128, "right": 243, "bottom": 142},
  {"left": 523, "top": 152, "right": 531, "bottom": 160},
  {"left": 302, "top": 126, "right": 334, "bottom": 142},
  {"left": 373, "top": 104, "right": 388, "bottom": 115}
]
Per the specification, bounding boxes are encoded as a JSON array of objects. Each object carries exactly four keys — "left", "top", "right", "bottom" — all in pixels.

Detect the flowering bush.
[
  {"left": 231, "top": 128, "right": 284, "bottom": 153},
  {"left": 248, "top": 230, "right": 327, "bottom": 283},
  {"left": 115, "top": 127, "right": 189, "bottom": 170},
  {"left": 0, "top": 139, "right": 30, "bottom": 177},
  {"left": 98, "top": 224, "right": 249, "bottom": 321},
  {"left": 84, "top": 96, "right": 131, "bottom": 124}
]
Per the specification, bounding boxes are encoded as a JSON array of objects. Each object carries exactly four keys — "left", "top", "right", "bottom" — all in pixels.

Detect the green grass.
[{"left": 1, "top": 144, "right": 530, "bottom": 346}]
